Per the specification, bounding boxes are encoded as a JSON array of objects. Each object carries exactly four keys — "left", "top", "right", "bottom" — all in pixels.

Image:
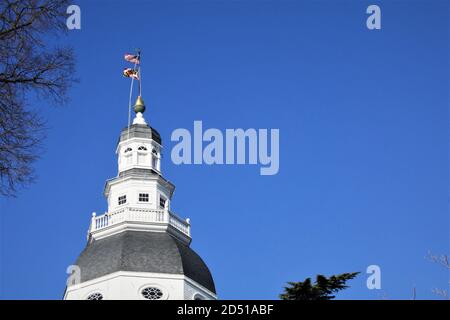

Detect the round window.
[
  {"left": 86, "top": 292, "right": 103, "bottom": 300},
  {"left": 141, "top": 287, "right": 163, "bottom": 300}
]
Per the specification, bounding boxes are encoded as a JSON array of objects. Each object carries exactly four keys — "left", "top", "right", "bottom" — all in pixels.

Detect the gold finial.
[{"left": 134, "top": 95, "right": 145, "bottom": 113}]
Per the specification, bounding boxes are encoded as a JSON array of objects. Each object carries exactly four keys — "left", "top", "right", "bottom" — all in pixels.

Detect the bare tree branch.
[{"left": 0, "top": 0, "right": 76, "bottom": 197}]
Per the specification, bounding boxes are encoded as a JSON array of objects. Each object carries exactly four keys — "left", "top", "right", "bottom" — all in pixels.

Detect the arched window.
[
  {"left": 86, "top": 292, "right": 103, "bottom": 300},
  {"left": 124, "top": 147, "right": 132, "bottom": 153},
  {"left": 193, "top": 293, "right": 205, "bottom": 300},
  {"left": 137, "top": 146, "right": 148, "bottom": 164},
  {"left": 141, "top": 287, "right": 163, "bottom": 300}
]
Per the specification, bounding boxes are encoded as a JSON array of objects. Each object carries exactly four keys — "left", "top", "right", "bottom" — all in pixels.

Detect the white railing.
[
  {"left": 169, "top": 212, "right": 191, "bottom": 236},
  {"left": 89, "top": 207, "right": 191, "bottom": 238}
]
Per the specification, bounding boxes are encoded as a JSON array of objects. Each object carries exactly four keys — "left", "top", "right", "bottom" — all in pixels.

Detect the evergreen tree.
[{"left": 280, "top": 272, "right": 359, "bottom": 300}]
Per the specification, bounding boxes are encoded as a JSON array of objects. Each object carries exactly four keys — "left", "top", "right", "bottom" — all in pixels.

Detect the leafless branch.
[{"left": 0, "top": 0, "right": 76, "bottom": 197}]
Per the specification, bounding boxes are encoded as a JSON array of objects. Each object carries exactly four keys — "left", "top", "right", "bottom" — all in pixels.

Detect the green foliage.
[{"left": 280, "top": 272, "right": 360, "bottom": 300}]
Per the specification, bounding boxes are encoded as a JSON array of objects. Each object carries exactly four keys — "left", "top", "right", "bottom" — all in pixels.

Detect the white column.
[
  {"left": 90, "top": 212, "right": 97, "bottom": 232},
  {"left": 157, "top": 154, "right": 161, "bottom": 171}
]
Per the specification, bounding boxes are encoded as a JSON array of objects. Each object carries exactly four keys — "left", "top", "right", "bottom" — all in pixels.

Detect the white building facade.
[{"left": 64, "top": 97, "right": 216, "bottom": 300}]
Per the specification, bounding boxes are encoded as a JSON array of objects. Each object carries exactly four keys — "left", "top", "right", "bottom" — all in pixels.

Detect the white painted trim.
[
  {"left": 104, "top": 174, "right": 175, "bottom": 199},
  {"left": 116, "top": 137, "right": 162, "bottom": 154},
  {"left": 184, "top": 276, "right": 217, "bottom": 300},
  {"left": 90, "top": 221, "right": 191, "bottom": 244},
  {"left": 64, "top": 271, "right": 217, "bottom": 300},
  {"left": 193, "top": 293, "right": 205, "bottom": 300}
]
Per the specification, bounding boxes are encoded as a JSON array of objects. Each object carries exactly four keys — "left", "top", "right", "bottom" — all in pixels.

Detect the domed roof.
[
  {"left": 74, "top": 231, "right": 215, "bottom": 293},
  {"left": 118, "top": 123, "right": 161, "bottom": 145}
]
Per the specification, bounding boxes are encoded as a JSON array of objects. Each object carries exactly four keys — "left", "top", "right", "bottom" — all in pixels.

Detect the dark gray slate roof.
[
  {"left": 118, "top": 124, "right": 162, "bottom": 145},
  {"left": 75, "top": 231, "right": 215, "bottom": 293}
]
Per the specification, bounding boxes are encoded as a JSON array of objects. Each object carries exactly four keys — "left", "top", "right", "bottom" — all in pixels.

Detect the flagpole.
[
  {"left": 126, "top": 49, "right": 141, "bottom": 140},
  {"left": 139, "top": 66, "right": 142, "bottom": 97},
  {"left": 138, "top": 50, "right": 142, "bottom": 97},
  {"left": 127, "top": 76, "right": 134, "bottom": 140},
  {"left": 127, "top": 50, "right": 140, "bottom": 140}
]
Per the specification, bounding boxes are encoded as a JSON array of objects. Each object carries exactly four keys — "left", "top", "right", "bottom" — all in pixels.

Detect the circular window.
[
  {"left": 141, "top": 287, "right": 163, "bottom": 300},
  {"left": 86, "top": 292, "right": 103, "bottom": 300}
]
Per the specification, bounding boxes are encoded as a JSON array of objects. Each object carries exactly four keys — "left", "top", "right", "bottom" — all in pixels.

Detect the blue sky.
[{"left": 1, "top": 0, "right": 449, "bottom": 299}]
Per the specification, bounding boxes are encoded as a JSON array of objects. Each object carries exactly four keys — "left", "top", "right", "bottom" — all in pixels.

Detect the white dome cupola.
[
  {"left": 104, "top": 96, "right": 175, "bottom": 221},
  {"left": 64, "top": 52, "right": 216, "bottom": 300},
  {"left": 117, "top": 96, "right": 162, "bottom": 174}
]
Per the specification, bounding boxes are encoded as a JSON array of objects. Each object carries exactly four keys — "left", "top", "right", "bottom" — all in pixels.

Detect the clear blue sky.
[{"left": 1, "top": 0, "right": 449, "bottom": 300}]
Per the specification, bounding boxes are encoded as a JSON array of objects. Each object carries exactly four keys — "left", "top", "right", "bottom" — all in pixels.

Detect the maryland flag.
[
  {"left": 124, "top": 53, "right": 140, "bottom": 64},
  {"left": 123, "top": 68, "right": 139, "bottom": 80}
]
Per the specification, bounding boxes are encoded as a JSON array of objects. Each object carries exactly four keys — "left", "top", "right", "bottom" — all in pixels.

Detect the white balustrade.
[
  {"left": 89, "top": 207, "right": 190, "bottom": 238},
  {"left": 169, "top": 213, "right": 190, "bottom": 235}
]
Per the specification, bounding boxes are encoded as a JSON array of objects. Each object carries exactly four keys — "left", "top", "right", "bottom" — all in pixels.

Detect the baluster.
[
  {"left": 91, "top": 212, "right": 96, "bottom": 231},
  {"left": 186, "top": 218, "right": 191, "bottom": 236}
]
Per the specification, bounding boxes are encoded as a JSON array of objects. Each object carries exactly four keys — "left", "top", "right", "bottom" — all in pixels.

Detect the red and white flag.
[
  {"left": 123, "top": 68, "right": 139, "bottom": 80},
  {"left": 124, "top": 53, "right": 140, "bottom": 64}
]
